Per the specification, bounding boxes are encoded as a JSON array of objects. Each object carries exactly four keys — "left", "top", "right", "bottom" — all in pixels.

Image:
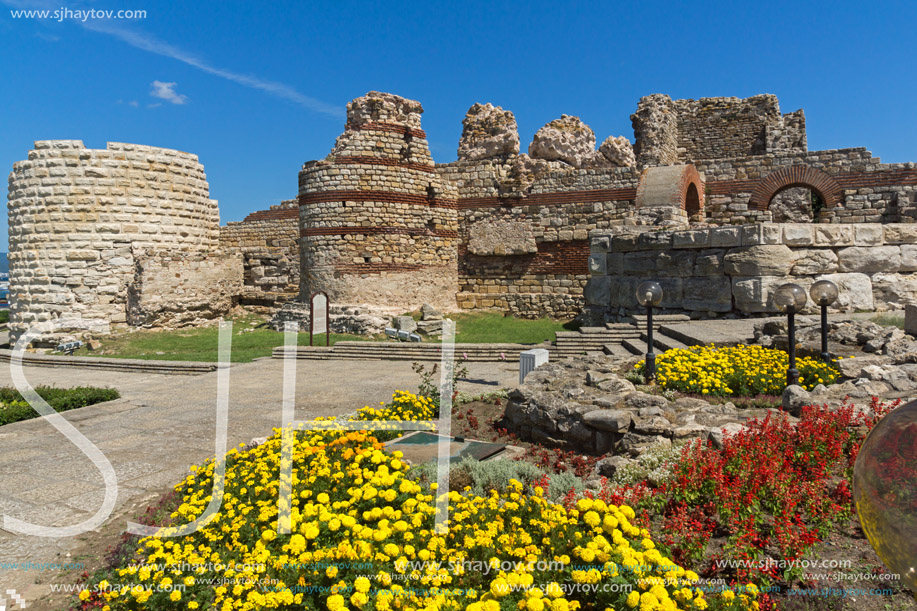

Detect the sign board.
[{"left": 309, "top": 291, "right": 329, "bottom": 346}]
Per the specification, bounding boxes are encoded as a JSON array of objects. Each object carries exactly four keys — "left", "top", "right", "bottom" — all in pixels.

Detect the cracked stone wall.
[{"left": 7, "top": 140, "right": 220, "bottom": 342}]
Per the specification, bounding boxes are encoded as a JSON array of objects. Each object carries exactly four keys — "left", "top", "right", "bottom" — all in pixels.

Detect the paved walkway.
[{"left": 0, "top": 357, "right": 519, "bottom": 603}]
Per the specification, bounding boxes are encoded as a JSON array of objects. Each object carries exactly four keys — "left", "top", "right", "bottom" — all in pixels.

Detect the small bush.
[
  {"left": 0, "top": 309, "right": 9, "bottom": 324},
  {"left": 0, "top": 385, "right": 120, "bottom": 426}
]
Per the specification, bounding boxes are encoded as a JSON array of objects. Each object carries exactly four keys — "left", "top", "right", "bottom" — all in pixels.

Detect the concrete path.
[{"left": 0, "top": 357, "right": 520, "bottom": 603}]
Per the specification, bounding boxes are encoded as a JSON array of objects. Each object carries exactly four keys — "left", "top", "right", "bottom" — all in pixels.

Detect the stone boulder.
[
  {"left": 782, "top": 385, "right": 811, "bottom": 417},
  {"left": 598, "top": 135, "right": 636, "bottom": 167},
  {"left": 457, "top": 103, "right": 520, "bottom": 160},
  {"left": 420, "top": 303, "right": 442, "bottom": 321},
  {"left": 393, "top": 316, "right": 417, "bottom": 333},
  {"left": 528, "top": 115, "right": 596, "bottom": 167}
]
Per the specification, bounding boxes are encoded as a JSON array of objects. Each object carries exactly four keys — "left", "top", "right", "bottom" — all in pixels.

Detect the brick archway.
[
  {"left": 635, "top": 164, "right": 705, "bottom": 215},
  {"left": 749, "top": 165, "right": 843, "bottom": 211}
]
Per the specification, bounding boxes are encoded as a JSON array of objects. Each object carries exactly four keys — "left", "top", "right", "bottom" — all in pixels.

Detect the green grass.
[
  {"left": 68, "top": 312, "right": 575, "bottom": 362},
  {"left": 450, "top": 311, "right": 574, "bottom": 344},
  {"left": 870, "top": 313, "right": 905, "bottom": 329},
  {"left": 0, "top": 309, "right": 9, "bottom": 324},
  {"left": 72, "top": 314, "right": 378, "bottom": 363},
  {"left": 0, "top": 385, "right": 120, "bottom": 426}
]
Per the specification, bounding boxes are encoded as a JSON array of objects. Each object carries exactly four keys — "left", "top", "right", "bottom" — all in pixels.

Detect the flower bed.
[
  {"left": 77, "top": 392, "right": 758, "bottom": 611},
  {"left": 590, "top": 397, "right": 901, "bottom": 587},
  {"left": 633, "top": 346, "right": 840, "bottom": 397}
]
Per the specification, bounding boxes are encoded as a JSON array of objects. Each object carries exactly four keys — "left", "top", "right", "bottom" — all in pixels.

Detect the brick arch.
[
  {"left": 678, "top": 164, "right": 705, "bottom": 217},
  {"left": 749, "top": 165, "right": 843, "bottom": 211},
  {"left": 635, "top": 164, "right": 705, "bottom": 215}
]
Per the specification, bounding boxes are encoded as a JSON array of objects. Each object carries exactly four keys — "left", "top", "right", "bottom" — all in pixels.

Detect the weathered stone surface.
[
  {"left": 724, "top": 245, "right": 794, "bottom": 276},
  {"left": 792, "top": 249, "right": 839, "bottom": 275},
  {"left": 596, "top": 455, "right": 633, "bottom": 478},
  {"left": 583, "top": 409, "right": 632, "bottom": 432},
  {"left": 468, "top": 220, "right": 537, "bottom": 255},
  {"left": 393, "top": 316, "right": 417, "bottom": 333},
  {"left": 420, "top": 303, "right": 442, "bottom": 321},
  {"left": 782, "top": 224, "right": 814, "bottom": 246},
  {"left": 782, "top": 385, "right": 811, "bottom": 417},
  {"left": 598, "top": 135, "right": 636, "bottom": 167},
  {"left": 770, "top": 187, "right": 813, "bottom": 223},
  {"left": 837, "top": 246, "right": 901, "bottom": 273},
  {"left": 731, "top": 276, "right": 790, "bottom": 313},
  {"left": 901, "top": 245, "right": 917, "bottom": 272},
  {"left": 907, "top": 304, "right": 917, "bottom": 336},
  {"left": 816, "top": 273, "right": 874, "bottom": 311},
  {"left": 707, "top": 422, "right": 747, "bottom": 449},
  {"left": 584, "top": 276, "right": 611, "bottom": 306},
  {"left": 683, "top": 277, "right": 732, "bottom": 312},
  {"left": 870, "top": 274, "right": 917, "bottom": 309},
  {"left": 693, "top": 249, "right": 727, "bottom": 275},
  {"left": 457, "top": 103, "right": 520, "bottom": 160},
  {"left": 528, "top": 114, "right": 596, "bottom": 167},
  {"left": 127, "top": 250, "right": 243, "bottom": 328}
]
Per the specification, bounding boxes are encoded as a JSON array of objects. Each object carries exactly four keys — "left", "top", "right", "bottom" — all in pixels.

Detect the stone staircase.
[
  {"left": 270, "top": 314, "right": 702, "bottom": 362},
  {"left": 554, "top": 314, "right": 695, "bottom": 358}
]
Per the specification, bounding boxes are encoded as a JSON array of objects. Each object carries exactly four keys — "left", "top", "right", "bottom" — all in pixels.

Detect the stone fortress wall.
[
  {"left": 585, "top": 223, "right": 917, "bottom": 319},
  {"left": 218, "top": 200, "right": 300, "bottom": 308},
  {"left": 285, "top": 91, "right": 916, "bottom": 320},
  {"left": 6, "top": 140, "right": 226, "bottom": 342},
  {"left": 8, "top": 92, "right": 917, "bottom": 338}
]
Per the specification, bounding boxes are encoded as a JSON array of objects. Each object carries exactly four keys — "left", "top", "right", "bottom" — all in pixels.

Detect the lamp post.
[
  {"left": 635, "top": 281, "right": 663, "bottom": 382},
  {"left": 809, "top": 279, "right": 839, "bottom": 363},
  {"left": 774, "top": 283, "right": 808, "bottom": 387}
]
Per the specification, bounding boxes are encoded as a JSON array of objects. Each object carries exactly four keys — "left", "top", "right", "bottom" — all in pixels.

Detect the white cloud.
[
  {"left": 129, "top": 100, "right": 139, "bottom": 107},
  {"left": 150, "top": 80, "right": 187, "bottom": 105}
]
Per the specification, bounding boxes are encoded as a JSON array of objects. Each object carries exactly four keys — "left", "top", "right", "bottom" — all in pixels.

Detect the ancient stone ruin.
[{"left": 7, "top": 91, "right": 917, "bottom": 340}]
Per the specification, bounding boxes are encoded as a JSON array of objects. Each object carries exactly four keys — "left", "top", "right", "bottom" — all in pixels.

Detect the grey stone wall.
[{"left": 586, "top": 223, "right": 917, "bottom": 320}]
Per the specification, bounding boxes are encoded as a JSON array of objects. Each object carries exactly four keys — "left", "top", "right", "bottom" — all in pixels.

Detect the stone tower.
[
  {"left": 6, "top": 140, "right": 220, "bottom": 343},
  {"left": 297, "top": 92, "right": 459, "bottom": 311}
]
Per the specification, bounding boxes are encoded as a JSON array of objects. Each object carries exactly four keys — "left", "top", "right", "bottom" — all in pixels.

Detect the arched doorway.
[
  {"left": 685, "top": 182, "right": 702, "bottom": 220},
  {"left": 769, "top": 186, "right": 826, "bottom": 222}
]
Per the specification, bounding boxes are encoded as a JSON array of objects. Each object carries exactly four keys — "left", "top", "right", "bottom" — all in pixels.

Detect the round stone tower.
[
  {"left": 6, "top": 140, "right": 220, "bottom": 342},
  {"left": 297, "top": 92, "right": 459, "bottom": 311}
]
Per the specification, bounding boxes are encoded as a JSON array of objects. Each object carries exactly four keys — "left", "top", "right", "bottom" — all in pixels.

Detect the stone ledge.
[{"left": 0, "top": 350, "right": 217, "bottom": 375}]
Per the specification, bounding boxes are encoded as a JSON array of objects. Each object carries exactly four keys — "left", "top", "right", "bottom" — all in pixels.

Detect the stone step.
[
  {"left": 640, "top": 331, "right": 690, "bottom": 352},
  {"left": 631, "top": 314, "right": 691, "bottom": 323},
  {"left": 603, "top": 343, "right": 635, "bottom": 359},
  {"left": 621, "top": 338, "right": 649, "bottom": 356}
]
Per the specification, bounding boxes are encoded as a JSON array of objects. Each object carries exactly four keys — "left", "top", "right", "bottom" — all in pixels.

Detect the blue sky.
[{"left": 1, "top": 0, "right": 915, "bottom": 251}]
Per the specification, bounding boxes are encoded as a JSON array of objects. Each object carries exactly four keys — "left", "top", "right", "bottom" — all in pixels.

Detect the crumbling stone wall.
[
  {"left": 631, "top": 94, "right": 807, "bottom": 166},
  {"left": 219, "top": 200, "right": 300, "bottom": 307},
  {"left": 585, "top": 223, "right": 917, "bottom": 321},
  {"left": 127, "top": 250, "right": 243, "bottom": 327},
  {"left": 7, "top": 140, "right": 220, "bottom": 342}
]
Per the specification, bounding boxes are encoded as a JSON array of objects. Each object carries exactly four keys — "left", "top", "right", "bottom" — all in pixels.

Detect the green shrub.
[
  {"left": 0, "top": 385, "right": 120, "bottom": 426},
  {"left": 0, "top": 309, "right": 9, "bottom": 324}
]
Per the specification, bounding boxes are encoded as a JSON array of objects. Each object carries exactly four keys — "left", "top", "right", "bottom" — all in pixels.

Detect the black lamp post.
[
  {"left": 809, "top": 279, "right": 839, "bottom": 363},
  {"left": 774, "top": 283, "right": 808, "bottom": 387},
  {"left": 635, "top": 281, "right": 663, "bottom": 382}
]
